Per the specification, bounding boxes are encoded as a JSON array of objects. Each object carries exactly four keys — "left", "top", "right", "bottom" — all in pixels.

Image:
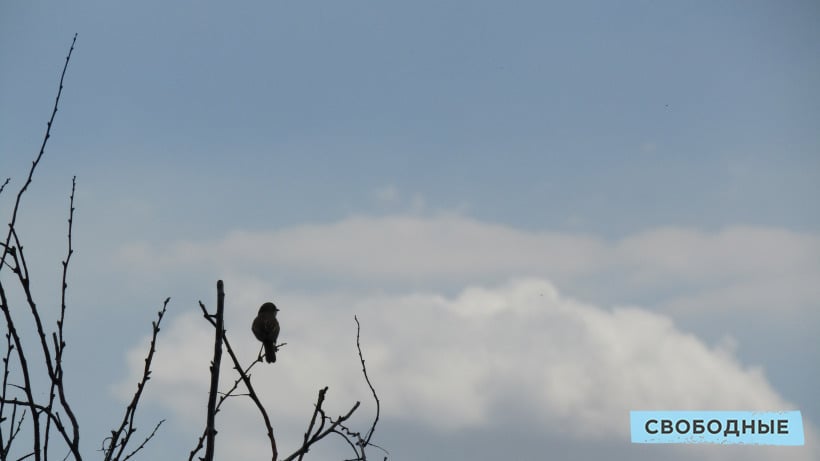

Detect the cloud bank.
[
  {"left": 119, "top": 213, "right": 820, "bottom": 315},
  {"left": 118, "top": 278, "right": 815, "bottom": 459},
  {"left": 114, "top": 214, "right": 819, "bottom": 459}
]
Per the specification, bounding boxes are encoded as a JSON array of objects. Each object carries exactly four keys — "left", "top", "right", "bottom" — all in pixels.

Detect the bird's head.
[{"left": 259, "top": 302, "right": 279, "bottom": 315}]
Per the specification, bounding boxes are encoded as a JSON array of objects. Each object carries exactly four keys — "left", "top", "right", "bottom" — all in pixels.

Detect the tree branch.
[
  {"left": 120, "top": 419, "right": 164, "bottom": 461},
  {"left": 0, "top": 283, "right": 42, "bottom": 461},
  {"left": 203, "top": 281, "right": 225, "bottom": 461},
  {"left": 1, "top": 33, "right": 77, "bottom": 273},
  {"left": 354, "top": 316, "right": 380, "bottom": 449},
  {"left": 194, "top": 288, "right": 278, "bottom": 461},
  {"left": 0, "top": 331, "right": 15, "bottom": 456},
  {"left": 0, "top": 33, "right": 78, "bottom": 461},
  {"left": 103, "top": 299, "right": 169, "bottom": 461},
  {"left": 45, "top": 176, "right": 78, "bottom": 459},
  {"left": 0, "top": 399, "right": 76, "bottom": 452},
  {"left": 283, "top": 390, "right": 360, "bottom": 461}
]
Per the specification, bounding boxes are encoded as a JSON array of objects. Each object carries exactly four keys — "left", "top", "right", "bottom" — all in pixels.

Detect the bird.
[{"left": 252, "top": 302, "right": 280, "bottom": 363}]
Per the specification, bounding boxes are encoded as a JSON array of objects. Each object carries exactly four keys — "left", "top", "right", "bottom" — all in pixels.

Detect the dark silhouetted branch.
[
  {"left": 0, "top": 34, "right": 79, "bottom": 461},
  {"left": 120, "top": 419, "right": 164, "bottom": 461},
  {"left": 0, "top": 331, "right": 15, "bottom": 455},
  {"left": 283, "top": 389, "right": 360, "bottom": 461},
  {"left": 283, "top": 317, "right": 387, "bottom": 461},
  {"left": 0, "top": 399, "right": 76, "bottom": 451},
  {"left": 0, "top": 282, "right": 42, "bottom": 461},
  {"left": 102, "top": 299, "right": 169, "bottom": 461},
  {"left": 203, "top": 281, "right": 225, "bottom": 461},
  {"left": 191, "top": 282, "right": 386, "bottom": 461},
  {"left": 44, "top": 175, "right": 78, "bottom": 458},
  {"left": 193, "top": 284, "right": 278, "bottom": 461},
  {"left": 355, "top": 316, "right": 380, "bottom": 450},
  {"left": 1, "top": 33, "right": 77, "bottom": 273}
]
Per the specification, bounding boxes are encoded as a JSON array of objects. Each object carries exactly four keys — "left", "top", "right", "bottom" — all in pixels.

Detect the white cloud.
[
  {"left": 118, "top": 214, "right": 820, "bottom": 314},
  {"left": 112, "top": 214, "right": 820, "bottom": 459},
  {"left": 115, "top": 278, "right": 817, "bottom": 460},
  {"left": 613, "top": 227, "right": 820, "bottom": 283},
  {"left": 118, "top": 213, "right": 604, "bottom": 281}
]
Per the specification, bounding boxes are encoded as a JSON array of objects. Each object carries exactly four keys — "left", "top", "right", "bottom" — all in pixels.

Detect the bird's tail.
[{"left": 264, "top": 341, "right": 276, "bottom": 363}]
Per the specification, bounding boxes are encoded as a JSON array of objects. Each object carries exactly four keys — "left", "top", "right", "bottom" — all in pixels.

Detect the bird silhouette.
[{"left": 252, "top": 302, "right": 280, "bottom": 363}]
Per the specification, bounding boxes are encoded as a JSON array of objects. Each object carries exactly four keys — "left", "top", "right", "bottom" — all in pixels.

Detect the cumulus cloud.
[
  {"left": 113, "top": 214, "right": 819, "bottom": 459},
  {"left": 115, "top": 278, "right": 816, "bottom": 460}
]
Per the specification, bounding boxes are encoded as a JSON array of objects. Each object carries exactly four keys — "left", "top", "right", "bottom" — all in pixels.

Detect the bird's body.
[{"left": 252, "top": 302, "right": 280, "bottom": 363}]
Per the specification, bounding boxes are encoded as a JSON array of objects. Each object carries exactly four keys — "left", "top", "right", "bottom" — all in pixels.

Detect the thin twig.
[
  {"left": 120, "top": 419, "right": 164, "bottom": 461},
  {"left": 14, "top": 450, "right": 35, "bottom": 461},
  {"left": 354, "top": 316, "right": 380, "bottom": 448},
  {"left": 0, "top": 399, "right": 77, "bottom": 451},
  {"left": 45, "top": 176, "right": 77, "bottom": 459},
  {"left": 9, "top": 410, "right": 27, "bottom": 453},
  {"left": 0, "top": 332, "right": 15, "bottom": 456},
  {"left": 219, "top": 330, "right": 278, "bottom": 461},
  {"left": 282, "top": 395, "right": 360, "bottom": 461},
  {"left": 296, "top": 387, "right": 327, "bottom": 461},
  {"left": 1, "top": 33, "right": 77, "bottom": 273},
  {"left": 332, "top": 428, "right": 360, "bottom": 460},
  {"left": 58, "top": 176, "right": 76, "bottom": 356},
  {"left": 103, "top": 299, "right": 169, "bottom": 461}
]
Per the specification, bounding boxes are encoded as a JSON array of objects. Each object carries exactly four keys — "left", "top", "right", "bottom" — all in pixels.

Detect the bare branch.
[
  {"left": 0, "top": 282, "right": 43, "bottom": 461},
  {"left": 283, "top": 390, "right": 360, "bottom": 461},
  {"left": 103, "top": 299, "right": 169, "bottom": 461},
  {"left": 9, "top": 410, "right": 27, "bottom": 454},
  {"left": 219, "top": 329, "right": 278, "bottom": 461},
  {"left": 45, "top": 176, "right": 78, "bottom": 459},
  {"left": 331, "top": 428, "right": 359, "bottom": 460},
  {"left": 14, "top": 450, "right": 35, "bottom": 461},
  {"left": 203, "top": 281, "right": 225, "bottom": 461},
  {"left": 354, "top": 316, "right": 380, "bottom": 448},
  {"left": 187, "top": 354, "right": 263, "bottom": 461},
  {"left": 286, "top": 318, "right": 387, "bottom": 461},
  {"left": 190, "top": 285, "right": 386, "bottom": 461},
  {"left": 1, "top": 33, "right": 77, "bottom": 273},
  {"left": 120, "top": 419, "right": 164, "bottom": 461},
  {"left": 334, "top": 422, "right": 390, "bottom": 461},
  {"left": 0, "top": 331, "right": 16, "bottom": 455},
  {"left": 0, "top": 399, "right": 77, "bottom": 451},
  {"left": 296, "top": 387, "right": 327, "bottom": 461},
  {"left": 194, "top": 291, "right": 278, "bottom": 461},
  {"left": 1, "top": 403, "right": 26, "bottom": 460},
  {"left": 0, "top": 34, "right": 79, "bottom": 461},
  {"left": 58, "top": 176, "right": 76, "bottom": 356}
]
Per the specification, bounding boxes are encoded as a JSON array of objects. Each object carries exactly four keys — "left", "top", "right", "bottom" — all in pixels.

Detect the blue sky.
[{"left": 1, "top": 1, "right": 819, "bottom": 460}]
